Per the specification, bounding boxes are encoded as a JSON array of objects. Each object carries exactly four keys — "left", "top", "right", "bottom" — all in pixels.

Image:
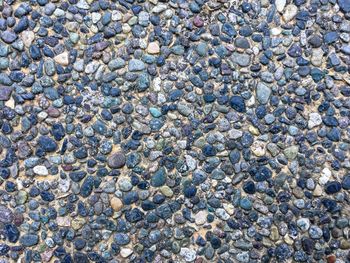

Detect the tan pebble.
[
  {"left": 54, "top": 52, "right": 69, "bottom": 66},
  {"left": 147, "top": 42, "right": 160, "bottom": 54},
  {"left": 110, "top": 197, "right": 123, "bottom": 211}
]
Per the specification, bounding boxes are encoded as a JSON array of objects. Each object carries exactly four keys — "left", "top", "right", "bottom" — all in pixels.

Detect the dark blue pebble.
[
  {"left": 5, "top": 224, "right": 20, "bottom": 243},
  {"left": 342, "top": 176, "right": 350, "bottom": 190},
  {"left": 243, "top": 181, "right": 256, "bottom": 194},
  {"left": 0, "top": 244, "right": 9, "bottom": 256},
  {"left": 325, "top": 181, "right": 341, "bottom": 194},
  {"left": 80, "top": 176, "right": 94, "bottom": 197},
  {"left": 183, "top": 185, "right": 197, "bottom": 198},
  {"left": 230, "top": 96, "right": 246, "bottom": 112},
  {"left": 125, "top": 208, "right": 144, "bottom": 223},
  {"left": 38, "top": 136, "right": 58, "bottom": 152},
  {"left": 202, "top": 144, "right": 217, "bottom": 157}
]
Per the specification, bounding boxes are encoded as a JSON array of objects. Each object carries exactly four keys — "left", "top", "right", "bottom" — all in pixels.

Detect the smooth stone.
[
  {"left": 256, "top": 83, "right": 271, "bottom": 104},
  {"left": 151, "top": 167, "right": 166, "bottom": 187},
  {"left": 110, "top": 197, "right": 123, "bottom": 211},
  {"left": 38, "top": 136, "right": 58, "bottom": 152},
  {"left": 325, "top": 181, "right": 342, "bottom": 194},
  {"left": 1, "top": 31, "right": 17, "bottom": 43},
  {"left": 5, "top": 224, "right": 19, "bottom": 243},
  {"left": 195, "top": 210, "right": 207, "bottom": 225},
  {"left": 147, "top": 42, "right": 160, "bottom": 54},
  {"left": 33, "top": 165, "right": 48, "bottom": 176},
  {"left": 120, "top": 248, "right": 133, "bottom": 258},
  {"left": 107, "top": 152, "right": 126, "bottom": 169}
]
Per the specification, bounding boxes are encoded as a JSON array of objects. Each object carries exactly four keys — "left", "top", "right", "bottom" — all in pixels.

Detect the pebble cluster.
[{"left": 0, "top": 0, "right": 350, "bottom": 262}]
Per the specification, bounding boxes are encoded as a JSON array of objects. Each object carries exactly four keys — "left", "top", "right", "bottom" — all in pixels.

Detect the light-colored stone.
[
  {"left": 120, "top": 248, "right": 133, "bottom": 258},
  {"left": 297, "top": 218, "right": 310, "bottom": 232},
  {"left": 215, "top": 208, "right": 230, "bottom": 220},
  {"left": 308, "top": 112, "right": 322, "bottom": 129},
  {"left": 283, "top": 5, "right": 298, "bottom": 22},
  {"left": 147, "top": 42, "right": 160, "bottom": 54},
  {"left": 160, "top": 186, "right": 173, "bottom": 197},
  {"left": 228, "top": 128, "right": 243, "bottom": 139},
  {"left": 313, "top": 184, "right": 323, "bottom": 196},
  {"left": 180, "top": 248, "right": 196, "bottom": 262},
  {"left": 276, "top": 0, "right": 286, "bottom": 12},
  {"left": 311, "top": 48, "right": 324, "bottom": 67},
  {"left": 71, "top": 218, "right": 86, "bottom": 230},
  {"left": 56, "top": 217, "right": 71, "bottom": 227},
  {"left": 270, "top": 226, "right": 280, "bottom": 241},
  {"left": 22, "top": 31, "right": 35, "bottom": 47},
  {"left": 33, "top": 165, "right": 48, "bottom": 176},
  {"left": 91, "top": 12, "right": 102, "bottom": 23},
  {"left": 284, "top": 145, "right": 299, "bottom": 160},
  {"left": 185, "top": 155, "right": 197, "bottom": 171},
  {"left": 251, "top": 141, "right": 266, "bottom": 157},
  {"left": 54, "top": 52, "right": 69, "bottom": 66},
  {"left": 223, "top": 203, "right": 234, "bottom": 215},
  {"left": 195, "top": 210, "right": 207, "bottom": 225},
  {"left": 110, "top": 197, "right": 123, "bottom": 211},
  {"left": 319, "top": 167, "right": 331, "bottom": 185}
]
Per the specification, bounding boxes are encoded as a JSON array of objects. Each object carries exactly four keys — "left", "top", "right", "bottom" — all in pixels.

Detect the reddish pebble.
[
  {"left": 327, "top": 255, "right": 336, "bottom": 263},
  {"left": 47, "top": 106, "right": 60, "bottom": 117},
  {"left": 13, "top": 212, "right": 24, "bottom": 226},
  {"left": 193, "top": 16, "right": 204, "bottom": 27},
  {"left": 62, "top": 164, "right": 73, "bottom": 171}
]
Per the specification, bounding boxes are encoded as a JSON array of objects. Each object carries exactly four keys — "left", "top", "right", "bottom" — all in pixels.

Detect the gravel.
[{"left": 0, "top": 0, "right": 349, "bottom": 262}]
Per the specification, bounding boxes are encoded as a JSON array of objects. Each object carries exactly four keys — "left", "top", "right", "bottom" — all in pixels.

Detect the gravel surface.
[{"left": 0, "top": 0, "right": 350, "bottom": 262}]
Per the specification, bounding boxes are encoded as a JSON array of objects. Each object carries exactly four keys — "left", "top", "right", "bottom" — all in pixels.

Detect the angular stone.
[
  {"left": 256, "top": 83, "right": 271, "bottom": 104},
  {"left": 232, "top": 52, "right": 251, "bottom": 67},
  {"left": 284, "top": 145, "right": 299, "bottom": 160},
  {"left": 283, "top": 5, "right": 298, "bottom": 22},
  {"left": 308, "top": 113, "right": 322, "bottom": 129},
  {"left": 54, "top": 52, "right": 69, "bottom": 66},
  {"left": 0, "top": 86, "right": 13, "bottom": 101}
]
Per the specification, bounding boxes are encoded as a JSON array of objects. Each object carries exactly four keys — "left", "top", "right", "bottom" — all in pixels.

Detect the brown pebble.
[{"left": 327, "top": 255, "right": 336, "bottom": 263}]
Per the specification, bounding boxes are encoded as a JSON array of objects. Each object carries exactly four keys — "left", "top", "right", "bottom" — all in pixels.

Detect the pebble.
[
  {"left": 54, "top": 52, "right": 69, "bottom": 66},
  {"left": 147, "top": 42, "right": 160, "bottom": 54},
  {"left": 283, "top": 5, "right": 298, "bottom": 22},
  {"left": 256, "top": 83, "right": 271, "bottom": 105},
  {"left": 276, "top": 0, "right": 286, "bottom": 12},
  {"left": 107, "top": 152, "right": 126, "bottom": 168},
  {"left": 308, "top": 113, "right": 322, "bottom": 129},
  {"left": 180, "top": 248, "right": 196, "bottom": 262},
  {"left": 33, "top": 165, "right": 48, "bottom": 176}
]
